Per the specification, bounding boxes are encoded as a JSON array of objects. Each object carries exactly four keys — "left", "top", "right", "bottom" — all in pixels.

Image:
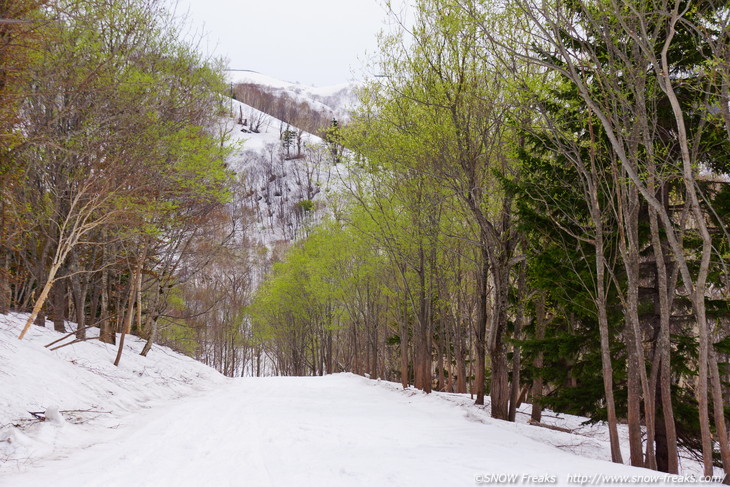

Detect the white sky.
[{"left": 176, "top": 0, "right": 407, "bottom": 87}]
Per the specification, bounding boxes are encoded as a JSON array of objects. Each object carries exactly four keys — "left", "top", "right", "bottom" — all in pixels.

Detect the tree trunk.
[
  {"left": 593, "top": 203, "right": 623, "bottom": 463},
  {"left": 649, "top": 202, "right": 679, "bottom": 474},
  {"left": 400, "top": 284, "right": 409, "bottom": 388},
  {"left": 531, "top": 293, "right": 547, "bottom": 422},
  {"left": 32, "top": 241, "right": 51, "bottom": 328},
  {"left": 456, "top": 318, "right": 467, "bottom": 394},
  {"left": 0, "top": 250, "right": 9, "bottom": 314},
  {"left": 509, "top": 261, "right": 526, "bottom": 422},
  {"left": 489, "top": 254, "right": 511, "bottom": 421},
  {"left": 437, "top": 320, "right": 446, "bottom": 391},
  {"left": 140, "top": 313, "right": 158, "bottom": 357},
  {"left": 68, "top": 250, "right": 86, "bottom": 340},
  {"left": 709, "top": 341, "right": 730, "bottom": 484},
  {"left": 18, "top": 257, "right": 63, "bottom": 339},
  {"left": 0, "top": 194, "right": 8, "bottom": 314},
  {"left": 474, "top": 253, "right": 489, "bottom": 405},
  {"left": 99, "top": 263, "right": 114, "bottom": 344},
  {"left": 114, "top": 244, "right": 146, "bottom": 367},
  {"left": 51, "top": 278, "right": 66, "bottom": 333},
  {"left": 626, "top": 326, "right": 644, "bottom": 467}
]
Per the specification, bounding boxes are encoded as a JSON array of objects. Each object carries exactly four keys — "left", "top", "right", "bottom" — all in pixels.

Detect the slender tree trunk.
[
  {"left": 437, "top": 319, "right": 445, "bottom": 391},
  {"left": 99, "top": 242, "right": 113, "bottom": 343},
  {"left": 456, "top": 317, "right": 467, "bottom": 394},
  {"left": 594, "top": 208, "right": 623, "bottom": 463},
  {"left": 626, "top": 326, "right": 644, "bottom": 467},
  {"left": 326, "top": 329, "right": 333, "bottom": 375},
  {"left": 709, "top": 340, "right": 730, "bottom": 484},
  {"left": 351, "top": 320, "right": 359, "bottom": 375},
  {"left": 32, "top": 241, "right": 52, "bottom": 328},
  {"left": 19, "top": 258, "right": 62, "bottom": 339},
  {"left": 656, "top": 18, "right": 720, "bottom": 475},
  {"left": 114, "top": 276, "right": 137, "bottom": 366},
  {"left": 531, "top": 294, "right": 547, "bottom": 422},
  {"left": 69, "top": 250, "right": 86, "bottom": 340},
  {"left": 400, "top": 285, "right": 409, "bottom": 388},
  {"left": 51, "top": 278, "right": 66, "bottom": 333},
  {"left": 415, "top": 245, "right": 432, "bottom": 393},
  {"left": 0, "top": 195, "right": 8, "bottom": 314},
  {"left": 454, "top": 253, "right": 467, "bottom": 394},
  {"left": 509, "top": 261, "right": 526, "bottom": 422},
  {"left": 0, "top": 249, "right": 9, "bottom": 314},
  {"left": 114, "top": 244, "right": 146, "bottom": 367},
  {"left": 140, "top": 313, "right": 158, "bottom": 357},
  {"left": 446, "top": 319, "right": 454, "bottom": 392},
  {"left": 88, "top": 274, "right": 100, "bottom": 333},
  {"left": 475, "top": 252, "right": 489, "bottom": 405},
  {"left": 134, "top": 267, "right": 143, "bottom": 336}
]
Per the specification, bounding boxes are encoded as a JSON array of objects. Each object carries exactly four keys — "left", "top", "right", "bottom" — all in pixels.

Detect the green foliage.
[
  {"left": 160, "top": 320, "right": 198, "bottom": 357},
  {"left": 15, "top": 0, "right": 235, "bottom": 246},
  {"left": 295, "top": 200, "right": 315, "bottom": 213}
]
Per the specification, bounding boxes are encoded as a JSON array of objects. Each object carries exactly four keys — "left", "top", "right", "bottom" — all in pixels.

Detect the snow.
[
  {"left": 221, "top": 96, "right": 350, "bottom": 248},
  {"left": 224, "top": 98, "right": 294, "bottom": 155},
  {"left": 0, "top": 312, "right": 225, "bottom": 474},
  {"left": 0, "top": 313, "right": 722, "bottom": 486},
  {"left": 225, "top": 70, "right": 358, "bottom": 121},
  {"left": 225, "top": 70, "right": 354, "bottom": 99}
]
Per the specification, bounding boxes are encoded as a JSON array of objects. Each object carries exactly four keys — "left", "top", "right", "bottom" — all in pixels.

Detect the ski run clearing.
[{"left": 0, "top": 313, "right": 721, "bottom": 486}]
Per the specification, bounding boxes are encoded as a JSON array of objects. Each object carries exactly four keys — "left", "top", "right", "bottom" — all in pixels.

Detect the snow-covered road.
[{"left": 2, "top": 374, "right": 677, "bottom": 487}]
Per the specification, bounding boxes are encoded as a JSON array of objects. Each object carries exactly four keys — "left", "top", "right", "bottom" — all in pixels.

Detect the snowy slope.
[
  {"left": 222, "top": 95, "right": 349, "bottom": 247},
  {"left": 0, "top": 313, "right": 226, "bottom": 474},
  {"left": 0, "top": 313, "right": 721, "bottom": 486},
  {"left": 226, "top": 70, "right": 358, "bottom": 121}
]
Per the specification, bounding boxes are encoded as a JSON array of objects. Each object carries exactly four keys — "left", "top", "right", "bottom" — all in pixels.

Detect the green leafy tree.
[{"left": 12, "top": 0, "right": 232, "bottom": 345}]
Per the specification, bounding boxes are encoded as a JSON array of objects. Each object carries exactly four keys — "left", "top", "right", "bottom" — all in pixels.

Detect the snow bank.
[{"left": 0, "top": 312, "right": 225, "bottom": 474}]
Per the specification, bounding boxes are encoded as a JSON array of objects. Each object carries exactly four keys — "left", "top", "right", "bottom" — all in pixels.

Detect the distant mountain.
[{"left": 226, "top": 71, "right": 358, "bottom": 138}]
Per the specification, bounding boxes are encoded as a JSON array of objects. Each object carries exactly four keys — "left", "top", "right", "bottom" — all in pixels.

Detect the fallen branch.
[
  {"left": 528, "top": 418, "right": 574, "bottom": 434},
  {"left": 59, "top": 408, "right": 111, "bottom": 415},
  {"left": 517, "top": 410, "right": 559, "bottom": 419},
  {"left": 45, "top": 320, "right": 109, "bottom": 349},
  {"left": 49, "top": 336, "right": 100, "bottom": 351},
  {"left": 27, "top": 407, "right": 112, "bottom": 419}
]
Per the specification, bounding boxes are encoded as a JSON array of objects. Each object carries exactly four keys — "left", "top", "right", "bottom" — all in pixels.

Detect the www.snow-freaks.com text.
[{"left": 474, "top": 473, "right": 725, "bottom": 485}]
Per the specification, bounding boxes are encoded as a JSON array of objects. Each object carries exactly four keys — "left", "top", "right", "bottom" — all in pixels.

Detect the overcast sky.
[{"left": 176, "top": 0, "right": 406, "bottom": 87}]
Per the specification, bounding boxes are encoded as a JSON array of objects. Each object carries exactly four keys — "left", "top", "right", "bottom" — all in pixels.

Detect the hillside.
[
  {"left": 227, "top": 70, "right": 357, "bottom": 123},
  {"left": 222, "top": 92, "right": 349, "bottom": 247},
  {"left": 0, "top": 314, "right": 718, "bottom": 486}
]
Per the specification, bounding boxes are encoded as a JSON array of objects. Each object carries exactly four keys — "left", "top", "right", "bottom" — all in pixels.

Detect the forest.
[
  {"left": 247, "top": 0, "right": 730, "bottom": 478},
  {"left": 2, "top": 0, "right": 730, "bottom": 480},
  {"left": 0, "top": 0, "right": 245, "bottom": 367}
]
